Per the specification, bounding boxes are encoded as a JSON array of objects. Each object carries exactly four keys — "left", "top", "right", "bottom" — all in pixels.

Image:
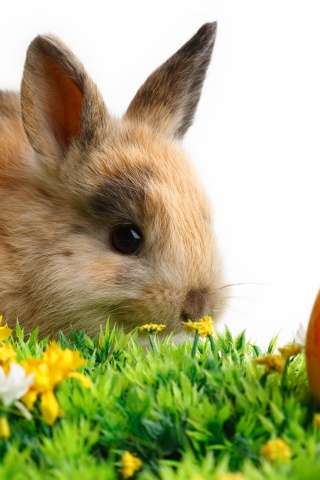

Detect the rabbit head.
[{"left": 4, "top": 23, "right": 225, "bottom": 336}]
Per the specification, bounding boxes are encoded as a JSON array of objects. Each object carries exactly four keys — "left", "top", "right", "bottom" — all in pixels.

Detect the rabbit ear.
[
  {"left": 21, "top": 34, "right": 109, "bottom": 158},
  {"left": 125, "top": 22, "right": 217, "bottom": 139}
]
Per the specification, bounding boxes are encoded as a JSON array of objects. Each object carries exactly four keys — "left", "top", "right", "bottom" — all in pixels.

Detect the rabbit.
[{"left": 0, "top": 22, "right": 226, "bottom": 338}]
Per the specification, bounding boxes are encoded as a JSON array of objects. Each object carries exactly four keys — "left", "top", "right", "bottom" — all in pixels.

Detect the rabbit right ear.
[
  {"left": 125, "top": 23, "right": 217, "bottom": 139},
  {"left": 21, "top": 35, "right": 109, "bottom": 160}
]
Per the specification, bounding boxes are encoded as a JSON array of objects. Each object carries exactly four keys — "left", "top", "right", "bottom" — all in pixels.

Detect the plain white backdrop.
[{"left": 1, "top": 0, "right": 319, "bottom": 347}]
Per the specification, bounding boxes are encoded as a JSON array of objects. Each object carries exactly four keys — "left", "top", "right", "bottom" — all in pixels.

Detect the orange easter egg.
[{"left": 305, "top": 290, "right": 320, "bottom": 402}]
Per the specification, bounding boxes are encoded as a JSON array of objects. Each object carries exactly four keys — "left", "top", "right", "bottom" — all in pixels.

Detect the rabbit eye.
[{"left": 111, "top": 225, "right": 143, "bottom": 255}]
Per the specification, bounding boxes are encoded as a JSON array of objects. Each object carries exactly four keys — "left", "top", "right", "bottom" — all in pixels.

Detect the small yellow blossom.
[
  {"left": 255, "top": 354, "right": 284, "bottom": 374},
  {"left": 121, "top": 451, "right": 142, "bottom": 479},
  {"left": 0, "top": 417, "right": 10, "bottom": 439},
  {"left": 260, "top": 438, "right": 291, "bottom": 462},
  {"left": 21, "top": 342, "right": 90, "bottom": 425},
  {"left": 216, "top": 474, "right": 246, "bottom": 480},
  {"left": 0, "top": 316, "right": 12, "bottom": 342},
  {"left": 139, "top": 324, "right": 166, "bottom": 334},
  {"left": 184, "top": 316, "right": 214, "bottom": 338},
  {"left": 278, "top": 344, "right": 302, "bottom": 361},
  {"left": 314, "top": 413, "right": 320, "bottom": 428},
  {"left": 0, "top": 342, "right": 16, "bottom": 373}
]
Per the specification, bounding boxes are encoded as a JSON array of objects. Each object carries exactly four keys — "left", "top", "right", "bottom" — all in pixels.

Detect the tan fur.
[{"left": 0, "top": 24, "right": 226, "bottom": 337}]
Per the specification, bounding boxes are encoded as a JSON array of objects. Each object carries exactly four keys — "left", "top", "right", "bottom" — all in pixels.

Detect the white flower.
[{"left": 0, "top": 363, "right": 34, "bottom": 406}]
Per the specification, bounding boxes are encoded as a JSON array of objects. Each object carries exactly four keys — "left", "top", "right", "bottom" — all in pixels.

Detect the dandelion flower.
[
  {"left": 0, "top": 363, "right": 34, "bottom": 406},
  {"left": 260, "top": 438, "right": 291, "bottom": 462},
  {"left": 255, "top": 354, "right": 284, "bottom": 374},
  {"left": 121, "top": 451, "right": 142, "bottom": 479},
  {"left": 139, "top": 324, "right": 166, "bottom": 334},
  {"left": 184, "top": 322, "right": 199, "bottom": 334},
  {"left": 278, "top": 344, "right": 302, "bottom": 361},
  {"left": 184, "top": 316, "right": 214, "bottom": 338},
  {"left": 0, "top": 316, "right": 12, "bottom": 342}
]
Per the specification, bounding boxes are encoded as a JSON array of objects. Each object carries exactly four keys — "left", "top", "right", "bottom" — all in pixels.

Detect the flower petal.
[
  {"left": 22, "top": 390, "right": 38, "bottom": 411},
  {"left": 0, "top": 417, "right": 10, "bottom": 438},
  {"left": 67, "top": 372, "right": 91, "bottom": 388},
  {"left": 0, "top": 363, "right": 34, "bottom": 406},
  {"left": 0, "top": 326, "right": 12, "bottom": 342},
  {"left": 40, "top": 391, "right": 60, "bottom": 425}
]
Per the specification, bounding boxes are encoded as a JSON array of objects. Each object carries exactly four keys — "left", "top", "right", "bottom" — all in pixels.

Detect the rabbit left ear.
[
  {"left": 21, "top": 34, "right": 109, "bottom": 159},
  {"left": 125, "top": 23, "right": 217, "bottom": 139}
]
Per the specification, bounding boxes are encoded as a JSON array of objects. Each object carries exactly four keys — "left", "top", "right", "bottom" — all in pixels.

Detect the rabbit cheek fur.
[{"left": 0, "top": 23, "right": 226, "bottom": 337}]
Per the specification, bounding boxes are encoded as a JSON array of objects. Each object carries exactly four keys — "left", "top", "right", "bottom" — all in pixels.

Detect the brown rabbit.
[{"left": 0, "top": 23, "right": 226, "bottom": 337}]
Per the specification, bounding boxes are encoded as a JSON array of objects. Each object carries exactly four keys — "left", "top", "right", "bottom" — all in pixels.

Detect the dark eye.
[{"left": 111, "top": 225, "right": 143, "bottom": 255}]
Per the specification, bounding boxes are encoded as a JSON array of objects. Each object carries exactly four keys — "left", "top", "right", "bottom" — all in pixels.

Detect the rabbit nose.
[{"left": 180, "top": 289, "right": 209, "bottom": 321}]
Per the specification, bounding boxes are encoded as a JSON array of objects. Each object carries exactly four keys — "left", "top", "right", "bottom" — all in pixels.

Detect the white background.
[{"left": 1, "top": 0, "right": 319, "bottom": 347}]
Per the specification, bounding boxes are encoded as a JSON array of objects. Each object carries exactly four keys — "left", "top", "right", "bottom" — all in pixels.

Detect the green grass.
[{"left": 0, "top": 322, "right": 319, "bottom": 480}]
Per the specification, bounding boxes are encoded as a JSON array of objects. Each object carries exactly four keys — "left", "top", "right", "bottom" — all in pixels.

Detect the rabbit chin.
[
  {"left": 89, "top": 284, "right": 226, "bottom": 338},
  {"left": 11, "top": 281, "right": 227, "bottom": 340}
]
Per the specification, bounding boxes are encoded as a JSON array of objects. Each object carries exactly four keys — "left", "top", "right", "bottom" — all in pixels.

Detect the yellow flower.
[
  {"left": 314, "top": 413, "right": 320, "bottom": 428},
  {"left": 0, "top": 316, "right": 12, "bottom": 342},
  {"left": 121, "top": 451, "right": 142, "bottom": 479},
  {"left": 0, "top": 417, "right": 10, "bottom": 439},
  {"left": 255, "top": 354, "right": 284, "bottom": 374},
  {"left": 22, "top": 341, "right": 90, "bottom": 391},
  {"left": 278, "top": 344, "right": 302, "bottom": 361},
  {"left": 260, "top": 438, "right": 291, "bottom": 462},
  {"left": 42, "top": 341, "right": 87, "bottom": 385},
  {"left": 216, "top": 474, "right": 246, "bottom": 480},
  {"left": 184, "top": 316, "right": 214, "bottom": 338},
  {"left": 21, "top": 342, "right": 90, "bottom": 425},
  {"left": 139, "top": 324, "right": 166, "bottom": 334},
  {"left": 0, "top": 342, "right": 16, "bottom": 373}
]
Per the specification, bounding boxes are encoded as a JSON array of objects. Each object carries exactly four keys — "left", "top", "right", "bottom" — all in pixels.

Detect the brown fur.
[{"left": 0, "top": 24, "right": 226, "bottom": 337}]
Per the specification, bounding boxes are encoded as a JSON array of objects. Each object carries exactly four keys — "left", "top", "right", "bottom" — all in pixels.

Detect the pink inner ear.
[{"left": 41, "top": 54, "right": 83, "bottom": 149}]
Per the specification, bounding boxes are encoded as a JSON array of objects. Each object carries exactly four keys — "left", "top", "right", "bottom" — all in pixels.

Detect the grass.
[{"left": 0, "top": 321, "right": 319, "bottom": 480}]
